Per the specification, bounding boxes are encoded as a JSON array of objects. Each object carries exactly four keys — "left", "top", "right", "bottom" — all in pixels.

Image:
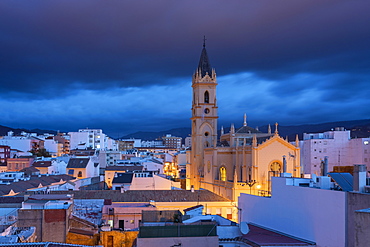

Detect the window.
[
  {"left": 270, "top": 161, "right": 281, "bottom": 172},
  {"left": 77, "top": 171, "right": 83, "bottom": 177},
  {"left": 204, "top": 91, "right": 209, "bottom": 103},
  {"left": 220, "top": 167, "right": 226, "bottom": 181},
  {"left": 226, "top": 208, "right": 232, "bottom": 220},
  {"left": 216, "top": 208, "right": 221, "bottom": 216}
]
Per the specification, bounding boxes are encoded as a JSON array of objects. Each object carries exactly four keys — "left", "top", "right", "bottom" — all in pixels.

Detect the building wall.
[
  {"left": 354, "top": 209, "right": 370, "bottom": 247},
  {"left": 347, "top": 192, "right": 370, "bottom": 247},
  {"left": 256, "top": 138, "right": 300, "bottom": 191},
  {"left": 100, "top": 230, "right": 138, "bottom": 247},
  {"left": 103, "top": 204, "right": 157, "bottom": 230},
  {"left": 130, "top": 175, "right": 181, "bottom": 190},
  {"left": 17, "top": 206, "right": 72, "bottom": 242},
  {"left": 66, "top": 232, "right": 99, "bottom": 246},
  {"left": 239, "top": 177, "right": 347, "bottom": 247},
  {"left": 0, "top": 138, "right": 32, "bottom": 153},
  {"left": 153, "top": 201, "right": 238, "bottom": 223},
  {"left": 137, "top": 236, "right": 218, "bottom": 247},
  {"left": 69, "top": 131, "right": 89, "bottom": 150},
  {"left": 300, "top": 129, "right": 370, "bottom": 175},
  {"left": 7, "top": 158, "right": 34, "bottom": 171},
  {"left": 0, "top": 145, "right": 11, "bottom": 164}
]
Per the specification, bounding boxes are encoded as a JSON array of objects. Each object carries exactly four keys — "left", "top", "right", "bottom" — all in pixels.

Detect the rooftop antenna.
[{"left": 203, "top": 35, "right": 207, "bottom": 48}]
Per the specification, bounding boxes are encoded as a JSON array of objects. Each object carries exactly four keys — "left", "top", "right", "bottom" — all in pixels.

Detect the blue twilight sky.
[{"left": 1, "top": 0, "right": 370, "bottom": 138}]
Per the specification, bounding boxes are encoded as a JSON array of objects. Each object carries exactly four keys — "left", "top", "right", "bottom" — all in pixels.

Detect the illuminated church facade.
[{"left": 187, "top": 42, "right": 301, "bottom": 201}]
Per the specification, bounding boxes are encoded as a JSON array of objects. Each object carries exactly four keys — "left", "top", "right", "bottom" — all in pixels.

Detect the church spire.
[
  {"left": 295, "top": 134, "right": 300, "bottom": 147},
  {"left": 252, "top": 134, "right": 257, "bottom": 147},
  {"left": 243, "top": 113, "right": 247, "bottom": 126},
  {"left": 274, "top": 122, "right": 279, "bottom": 136},
  {"left": 230, "top": 123, "right": 235, "bottom": 134},
  {"left": 197, "top": 36, "right": 213, "bottom": 77}
]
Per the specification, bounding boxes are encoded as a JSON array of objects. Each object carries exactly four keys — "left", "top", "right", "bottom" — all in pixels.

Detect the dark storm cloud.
[
  {"left": 1, "top": 0, "right": 369, "bottom": 97},
  {"left": 1, "top": 0, "right": 370, "bottom": 135}
]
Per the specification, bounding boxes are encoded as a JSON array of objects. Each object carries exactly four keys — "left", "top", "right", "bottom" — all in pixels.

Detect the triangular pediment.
[{"left": 256, "top": 135, "right": 298, "bottom": 150}]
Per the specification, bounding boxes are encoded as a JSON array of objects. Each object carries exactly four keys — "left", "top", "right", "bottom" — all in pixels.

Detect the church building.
[{"left": 187, "top": 41, "right": 301, "bottom": 201}]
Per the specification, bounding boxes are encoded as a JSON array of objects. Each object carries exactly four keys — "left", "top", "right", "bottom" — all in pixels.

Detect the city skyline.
[{"left": 1, "top": 0, "right": 370, "bottom": 137}]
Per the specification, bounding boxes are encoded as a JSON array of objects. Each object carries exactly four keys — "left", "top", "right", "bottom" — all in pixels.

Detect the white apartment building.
[
  {"left": 69, "top": 128, "right": 117, "bottom": 151},
  {"left": 300, "top": 127, "right": 370, "bottom": 175},
  {"left": 184, "top": 136, "right": 191, "bottom": 148},
  {"left": 141, "top": 140, "right": 164, "bottom": 147},
  {"left": 43, "top": 139, "right": 63, "bottom": 157},
  {"left": 120, "top": 138, "right": 142, "bottom": 148},
  {"left": 162, "top": 134, "right": 182, "bottom": 149},
  {"left": 0, "top": 132, "right": 44, "bottom": 153},
  {"left": 97, "top": 149, "right": 123, "bottom": 168}
]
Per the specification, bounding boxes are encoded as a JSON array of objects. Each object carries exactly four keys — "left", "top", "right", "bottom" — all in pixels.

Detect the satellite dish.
[{"left": 239, "top": 221, "right": 250, "bottom": 235}]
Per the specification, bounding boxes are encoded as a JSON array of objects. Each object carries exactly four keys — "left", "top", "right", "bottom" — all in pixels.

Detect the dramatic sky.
[{"left": 1, "top": 0, "right": 370, "bottom": 137}]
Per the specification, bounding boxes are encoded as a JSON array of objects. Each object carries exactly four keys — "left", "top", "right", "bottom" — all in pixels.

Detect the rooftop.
[
  {"left": 50, "top": 189, "right": 230, "bottom": 202},
  {"left": 242, "top": 223, "right": 316, "bottom": 246}
]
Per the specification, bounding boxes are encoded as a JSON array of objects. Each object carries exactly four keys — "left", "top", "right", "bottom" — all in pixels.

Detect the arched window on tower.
[
  {"left": 78, "top": 171, "right": 83, "bottom": 177},
  {"left": 204, "top": 91, "right": 209, "bottom": 103},
  {"left": 220, "top": 167, "right": 226, "bottom": 181}
]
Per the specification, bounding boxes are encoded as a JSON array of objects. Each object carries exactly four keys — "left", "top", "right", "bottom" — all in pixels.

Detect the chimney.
[
  {"left": 321, "top": 156, "right": 328, "bottom": 176},
  {"left": 353, "top": 164, "right": 366, "bottom": 193}
]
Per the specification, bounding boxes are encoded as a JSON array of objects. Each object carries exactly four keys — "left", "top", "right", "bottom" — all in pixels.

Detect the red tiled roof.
[{"left": 242, "top": 223, "right": 315, "bottom": 246}]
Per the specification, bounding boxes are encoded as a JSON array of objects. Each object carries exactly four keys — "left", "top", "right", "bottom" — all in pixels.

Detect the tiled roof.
[
  {"left": 20, "top": 166, "right": 39, "bottom": 172},
  {"left": 105, "top": 165, "right": 143, "bottom": 172},
  {"left": 0, "top": 196, "right": 24, "bottom": 204},
  {"left": 112, "top": 173, "right": 134, "bottom": 184},
  {"left": 236, "top": 126, "right": 261, "bottom": 134},
  {"left": 67, "top": 158, "right": 89, "bottom": 168},
  {"left": 0, "top": 175, "right": 75, "bottom": 196},
  {"left": 242, "top": 223, "right": 316, "bottom": 246},
  {"left": 50, "top": 189, "right": 231, "bottom": 202},
  {"left": 32, "top": 161, "right": 52, "bottom": 167}
]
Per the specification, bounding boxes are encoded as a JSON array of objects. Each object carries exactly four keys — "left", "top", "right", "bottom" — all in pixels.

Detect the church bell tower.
[{"left": 189, "top": 38, "right": 218, "bottom": 189}]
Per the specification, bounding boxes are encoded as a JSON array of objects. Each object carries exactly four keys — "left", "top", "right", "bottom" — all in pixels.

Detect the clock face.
[
  {"left": 204, "top": 108, "right": 210, "bottom": 114},
  {"left": 270, "top": 162, "right": 281, "bottom": 172}
]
